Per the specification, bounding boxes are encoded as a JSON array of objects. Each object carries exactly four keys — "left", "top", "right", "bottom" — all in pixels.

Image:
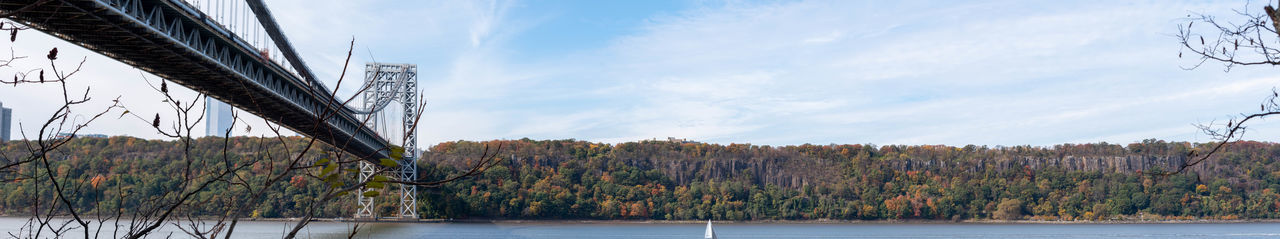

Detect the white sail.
[{"left": 705, "top": 220, "right": 717, "bottom": 239}]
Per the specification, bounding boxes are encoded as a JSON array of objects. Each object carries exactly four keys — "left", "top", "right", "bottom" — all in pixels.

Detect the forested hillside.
[
  {"left": 3, "top": 137, "right": 1280, "bottom": 221},
  {"left": 422, "top": 139, "right": 1280, "bottom": 221}
]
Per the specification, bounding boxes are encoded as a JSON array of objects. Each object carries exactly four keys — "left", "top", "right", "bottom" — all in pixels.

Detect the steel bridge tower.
[{"left": 354, "top": 63, "right": 419, "bottom": 219}]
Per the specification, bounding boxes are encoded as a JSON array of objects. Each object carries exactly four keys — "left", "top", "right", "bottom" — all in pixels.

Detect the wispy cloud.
[
  {"left": 6, "top": 0, "right": 1280, "bottom": 149},
  {"left": 480, "top": 0, "right": 1280, "bottom": 146}
]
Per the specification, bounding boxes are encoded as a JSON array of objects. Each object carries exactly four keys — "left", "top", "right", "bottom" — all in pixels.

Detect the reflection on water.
[{"left": 3, "top": 217, "right": 1280, "bottom": 239}]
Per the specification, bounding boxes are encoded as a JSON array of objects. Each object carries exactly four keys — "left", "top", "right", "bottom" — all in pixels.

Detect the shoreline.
[
  {"left": 7, "top": 215, "right": 1280, "bottom": 224},
  {"left": 303, "top": 218, "right": 1280, "bottom": 225}
]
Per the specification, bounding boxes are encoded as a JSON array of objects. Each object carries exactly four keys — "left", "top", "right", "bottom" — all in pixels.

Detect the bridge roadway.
[{"left": 0, "top": 0, "right": 391, "bottom": 160}]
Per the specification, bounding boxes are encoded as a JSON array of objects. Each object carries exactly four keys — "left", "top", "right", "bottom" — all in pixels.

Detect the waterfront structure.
[
  {"left": 0, "top": 101, "right": 10, "bottom": 142},
  {"left": 205, "top": 97, "right": 235, "bottom": 137}
]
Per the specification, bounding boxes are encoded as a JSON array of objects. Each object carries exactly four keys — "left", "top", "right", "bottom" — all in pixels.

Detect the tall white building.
[
  {"left": 205, "top": 97, "right": 234, "bottom": 137},
  {"left": 0, "top": 101, "right": 10, "bottom": 142}
]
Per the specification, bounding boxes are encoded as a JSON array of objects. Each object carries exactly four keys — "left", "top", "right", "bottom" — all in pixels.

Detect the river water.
[{"left": 3, "top": 217, "right": 1280, "bottom": 238}]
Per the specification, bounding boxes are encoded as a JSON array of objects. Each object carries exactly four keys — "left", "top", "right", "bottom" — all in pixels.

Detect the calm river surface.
[{"left": 3, "top": 217, "right": 1280, "bottom": 238}]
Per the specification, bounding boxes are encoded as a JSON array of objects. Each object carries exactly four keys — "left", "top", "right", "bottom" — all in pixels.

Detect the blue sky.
[{"left": 4, "top": 0, "right": 1280, "bottom": 148}]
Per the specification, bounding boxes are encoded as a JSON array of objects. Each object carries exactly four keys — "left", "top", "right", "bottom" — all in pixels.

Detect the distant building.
[
  {"left": 0, "top": 101, "right": 10, "bottom": 142},
  {"left": 205, "top": 97, "right": 235, "bottom": 137},
  {"left": 663, "top": 137, "right": 697, "bottom": 144}
]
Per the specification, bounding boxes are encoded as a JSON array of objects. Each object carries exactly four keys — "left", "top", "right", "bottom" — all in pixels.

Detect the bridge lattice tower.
[{"left": 354, "top": 63, "right": 418, "bottom": 219}]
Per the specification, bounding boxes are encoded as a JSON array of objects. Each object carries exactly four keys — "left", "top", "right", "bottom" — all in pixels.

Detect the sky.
[{"left": 3, "top": 0, "right": 1280, "bottom": 148}]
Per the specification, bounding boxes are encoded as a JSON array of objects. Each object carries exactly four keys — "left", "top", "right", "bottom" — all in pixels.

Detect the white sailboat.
[{"left": 705, "top": 220, "right": 717, "bottom": 239}]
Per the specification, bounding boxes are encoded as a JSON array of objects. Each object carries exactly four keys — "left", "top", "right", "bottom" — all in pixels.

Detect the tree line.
[{"left": 3, "top": 137, "right": 1279, "bottom": 221}]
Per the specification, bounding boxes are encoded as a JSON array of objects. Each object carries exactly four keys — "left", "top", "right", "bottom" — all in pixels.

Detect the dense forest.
[{"left": 3, "top": 137, "right": 1280, "bottom": 221}]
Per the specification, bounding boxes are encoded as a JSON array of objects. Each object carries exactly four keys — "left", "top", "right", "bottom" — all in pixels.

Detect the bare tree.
[
  {"left": 0, "top": 20, "right": 123, "bottom": 238},
  {"left": 1173, "top": 0, "right": 1280, "bottom": 175},
  {"left": 1, "top": 10, "right": 505, "bottom": 239}
]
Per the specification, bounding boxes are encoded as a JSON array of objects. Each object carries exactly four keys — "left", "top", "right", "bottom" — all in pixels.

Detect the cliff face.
[
  {"left": 428, "top": 139, "right": 1255, "bottom": 190},
  {"left": 885, "top": 155, "right": 1191, "bottom": 174}
]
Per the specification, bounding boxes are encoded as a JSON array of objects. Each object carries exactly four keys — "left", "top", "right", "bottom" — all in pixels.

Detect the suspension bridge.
[{"left": 0, "top": 0, "right": 421, "bottom": 219}]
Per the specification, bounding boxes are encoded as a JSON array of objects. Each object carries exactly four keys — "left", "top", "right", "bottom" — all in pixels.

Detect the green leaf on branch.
[
  {"left": 362, "top": 190, "right": 380, "bottom": 198},
  {"left": 321, "top": 162, "right": 337, "bottom": 176},
  {"left": 379, "top": 158, "right": 399, "bottom": 168},
  {"left": 390, "top": 146, "right": 405, "bottom": 160},
  {"left": 314, "top": 158, "right": 330, "bottom": 167},
  {"left": 367, "top": 181, "right": 385, "bottom": 189},
  {"left": 323, "top": 173, "right": 341, "bottom": 187}
]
